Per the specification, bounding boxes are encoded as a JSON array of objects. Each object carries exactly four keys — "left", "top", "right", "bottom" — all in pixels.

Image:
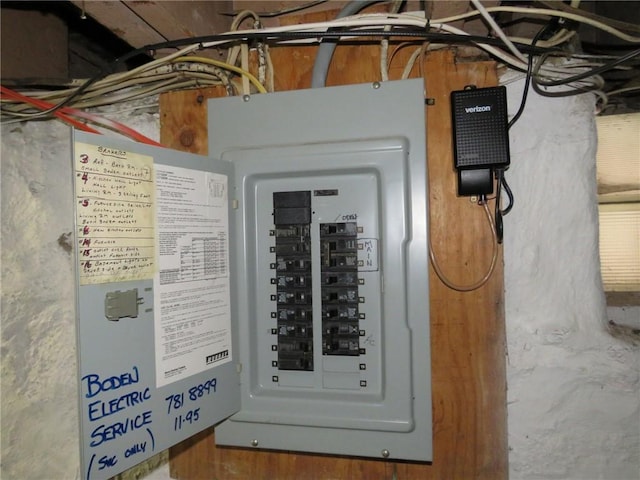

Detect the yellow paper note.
[{"left": 74, "top": 142, "right": 155, "bottom": 285}]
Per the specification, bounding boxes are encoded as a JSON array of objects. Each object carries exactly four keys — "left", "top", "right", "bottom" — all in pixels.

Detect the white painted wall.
[
  {"left": 0, "top": 105, "right": 171, "bottom": 480},
  {"left": 1, "top": 85, "right": 638, "bottom": 480},
  {"left": 504, "top": 81, "right": 640, "bottom": 480}
]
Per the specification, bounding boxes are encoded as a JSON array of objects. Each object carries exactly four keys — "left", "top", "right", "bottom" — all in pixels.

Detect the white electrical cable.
[
  {"left": 431, "top": 22, "right": 593, "bottom": 83},
  {"left": 94, "top": 44, "right": 202, "bottom": 88},
  {"left": 203, "top": 18, "right": 538, "bottom": 76},
  {"left": 199, "top": 12, "right": 630, "bottom": 84},
  {"left": 22, "top": 43, "right": 203, "bottom": 102},
  {"left": 428, "top": 6, "right": 640, "bottom": 43},
  {"left": 1, "top": 65, "right": 230, "bottom": 114},
  {"left": 471, "top": 0, "right": 527, "bottom": 63},
  {"left": 509, "top": 29, "right": 576, "bottom": 49},
  {"left": 401, "top": 45, "right": 424, "bottom": 79},
  {"left": 542, "top": 0, "right": 580, "bottom": 47},
  {"left": 607, "top": 85, "right": 640, "bottom": 96},
  {"left": 227, "top": 10, "right": 260, "bottom": 67},
  {"left": 380, "top": 0, "right": 404, "bottom": 82}
]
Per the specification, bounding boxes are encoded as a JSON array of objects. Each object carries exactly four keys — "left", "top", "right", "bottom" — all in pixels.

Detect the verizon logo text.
[{"left": 464, "top": 105, "right": 492, "bottom": 113}]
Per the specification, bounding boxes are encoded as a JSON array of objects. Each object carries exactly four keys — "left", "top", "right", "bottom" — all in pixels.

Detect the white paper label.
[{"left": 154, "top": 164, "right": 231, "bottom": 387}]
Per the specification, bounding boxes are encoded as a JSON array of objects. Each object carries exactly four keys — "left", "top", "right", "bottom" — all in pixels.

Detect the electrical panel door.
[
  {"left": 211, "top": 79, "right": 432, "bottom": 461},
  {"left": 72, "top": 131, "right": 240, "bottom": 480}
]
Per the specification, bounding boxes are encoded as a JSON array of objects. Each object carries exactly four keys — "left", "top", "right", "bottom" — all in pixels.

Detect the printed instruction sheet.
[{"left": 154, "top": 164, "right": 232, "bottom": 387}]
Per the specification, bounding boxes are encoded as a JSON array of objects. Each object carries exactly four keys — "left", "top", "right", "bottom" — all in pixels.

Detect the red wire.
[
  {"left": 1, "top": 85, "right": 163, "bottom": 147},
  {"left": 72, "top": 109, "right": 163, "bottom": 147},
  {"left": 1, "top": 86, "right": 101, "bottom": 134}
]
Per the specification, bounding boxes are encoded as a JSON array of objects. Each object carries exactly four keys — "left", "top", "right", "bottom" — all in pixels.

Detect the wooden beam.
[
  {"left": 69, "top": 1, "right": 167, "bottom": 48},
  {"left": 122, "top": 1, "right": 232, "bottom": 42},
  {"left": 0, "top": 8, "right": 68, "bottom": 79},
  {"left": 69, "top": 1, "right": 232, "bottom": 56},
  {"left": 161, "top": 30, "right": 507, "bottom": 480}
]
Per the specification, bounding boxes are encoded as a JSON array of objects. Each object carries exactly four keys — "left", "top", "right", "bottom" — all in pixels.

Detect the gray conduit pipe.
[{"left": 310, "top": 0, "right": 382, "bottom": 88}]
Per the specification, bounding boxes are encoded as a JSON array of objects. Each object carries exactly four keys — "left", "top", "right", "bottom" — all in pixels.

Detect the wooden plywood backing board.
[{"left": 160, "top": 37, "right": 506, "bottom": 479}]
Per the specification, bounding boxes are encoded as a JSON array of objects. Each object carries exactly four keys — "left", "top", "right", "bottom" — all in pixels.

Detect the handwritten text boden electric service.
[{"left": 81, "top": 366, "right": 153, "bottom": 448}]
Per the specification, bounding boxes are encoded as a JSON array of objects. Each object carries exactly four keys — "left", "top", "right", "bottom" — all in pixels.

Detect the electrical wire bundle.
[
  {"left": 1, "top": 0, "right": 639, "bottom": 288},
  {"left": 0, "top": 42, "right": 267, "bottom": 144},
  {"left": 2, "top": 1, "right": 639, "bottom": 127}
]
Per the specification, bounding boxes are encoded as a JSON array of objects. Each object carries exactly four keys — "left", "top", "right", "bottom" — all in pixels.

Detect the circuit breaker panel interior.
[{"left": 254, "top": 172, "right": 382, "bottom": 394}]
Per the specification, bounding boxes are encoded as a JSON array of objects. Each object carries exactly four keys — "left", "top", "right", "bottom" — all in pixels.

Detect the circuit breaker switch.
[
  {"left": 273, "top": 191, "right": 311, "bottom": 207},
  {"left": 274, "top": 207, "right": 311, "bottom": 225}
]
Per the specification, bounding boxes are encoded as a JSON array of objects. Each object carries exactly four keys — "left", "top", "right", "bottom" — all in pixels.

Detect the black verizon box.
[{"left": 451, "top": 86, "right": 510, "bottom": 171}]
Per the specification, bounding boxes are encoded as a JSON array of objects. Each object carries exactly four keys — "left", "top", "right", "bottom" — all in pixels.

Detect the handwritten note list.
[{"left": 74, "top": 143, "right": 155, "bottom": 285}]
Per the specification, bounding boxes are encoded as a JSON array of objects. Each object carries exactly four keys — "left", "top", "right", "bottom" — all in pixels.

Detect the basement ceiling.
[
  {"left": 67, "top": 0, "right": 234, "bottom": 54},
  {"left": 1, "top": 1, "right": 639, "bottom": 113},
  {"left": 69, "top": 0, "right": 640, "bottom": 113},
  {"left": 67, "top": 1, "right": 503, "bottom": 52}
]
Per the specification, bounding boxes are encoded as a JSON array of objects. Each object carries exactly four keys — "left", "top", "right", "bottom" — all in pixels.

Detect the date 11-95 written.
[{"left": 165, "top": 378, "right": 217, "bottom": 431}]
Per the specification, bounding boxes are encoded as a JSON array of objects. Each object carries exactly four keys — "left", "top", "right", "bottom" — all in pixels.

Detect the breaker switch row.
[
  {"left": 320, "top": 222, "right": 361, "bottom": 357},
  {"left": 273, "top": 191, "right": 314, "bottom": 371}
]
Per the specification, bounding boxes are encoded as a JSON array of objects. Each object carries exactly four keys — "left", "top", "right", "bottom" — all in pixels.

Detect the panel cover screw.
[
  {"left": 372, "top": 82, "right": 381, "bottom": 89},
  {"left": 381, "top": 449, "right": 390, "bottom": 458},
  {"left": 243, "top": 95, "right": 251, "bottom": 102},
  {"left": 251, "top": 439, "right": 259, "bottom": 447}
]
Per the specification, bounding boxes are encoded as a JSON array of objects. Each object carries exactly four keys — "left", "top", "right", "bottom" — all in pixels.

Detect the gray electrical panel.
[
  {"left": 73, "top": 79, "right": 431, "bottom": 480},
  {"left": 210, "top": 79, "right": 432, "bottom": 461}
]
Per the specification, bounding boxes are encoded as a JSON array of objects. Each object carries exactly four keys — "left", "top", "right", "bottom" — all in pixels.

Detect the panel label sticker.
[
  {"left": 74, "top": 142, "right": 155, "bottom": 285},
  {"left": 154, "top": 165, "right": 232, "bottom": 387}
]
